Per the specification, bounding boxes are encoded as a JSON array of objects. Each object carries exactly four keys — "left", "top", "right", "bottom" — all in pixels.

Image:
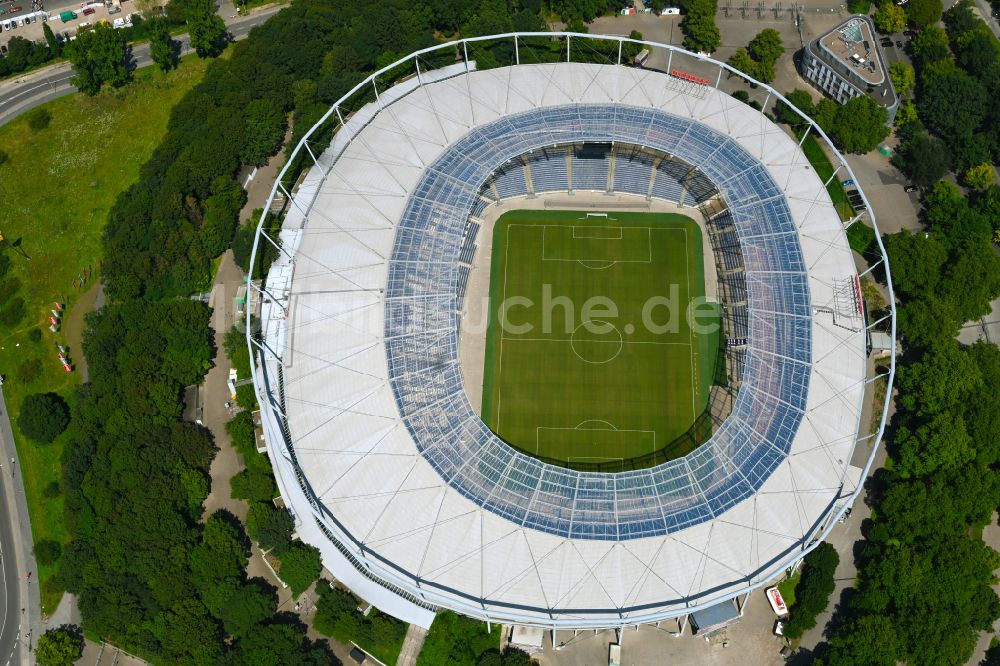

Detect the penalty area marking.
[{"left": 536, "top": 421, "right": 657, "bottom": 457}]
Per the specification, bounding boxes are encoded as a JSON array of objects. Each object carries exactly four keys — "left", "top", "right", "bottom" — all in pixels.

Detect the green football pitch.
[{"left": 480, "top": 209, "right": 721, "bottom": 470}]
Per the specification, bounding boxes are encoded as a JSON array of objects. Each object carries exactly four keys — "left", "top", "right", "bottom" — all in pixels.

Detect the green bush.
[
  {"left": 417, "top": 611, "right": 503, "bottom": 666},
  {"left": 783, "top": 542, "right": 839, "bottom": 638},
  {"left": 230, "top": 467, "right": 276, "bottom": 502},
  {"left": 43, "top": 480, "right": 61, "bottom": 498},
  {"left": 227, "top": 411, "right": 257, "bottom": 456},
  {"left": 245, "top": 502, "right": 294, "bottom": 553},
  {"left": 34, "top": 539, "right": 62, "bottom": 565},
  {"left": 224, "top": 324, "right": 252, "bottom": 379},
  {"left": 315, "top": 584, "right": 409, "bottom": 664},
  {"left": 17, "top": 392, "right": 70, "bottom": 443},
  {"left": 235, "top": 383, "right": 258, "bottom": 411},
  {"left": 277, "top": 543, "right": 322, "bottom": 596},
  {"left": 35, "top": 625, "right": 84, "bottom": 666},
  {"left": 28, "top": 108, "right": 52, "bottom": 131},
  {"left": 0, "top": 297, "right": 26, "bottom": 327},
  {"left": 846, "top": 222, "right": 877, "bottom": 257}
]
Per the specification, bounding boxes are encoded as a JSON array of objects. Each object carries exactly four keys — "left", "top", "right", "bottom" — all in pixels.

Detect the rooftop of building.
[{"left": 808, "top": 15, "right": 897, "bottom": 107}]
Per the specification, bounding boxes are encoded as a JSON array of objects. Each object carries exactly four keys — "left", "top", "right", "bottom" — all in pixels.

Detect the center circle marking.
[{"left": 569, "top": 320, "right": 624, "bottom": 364}]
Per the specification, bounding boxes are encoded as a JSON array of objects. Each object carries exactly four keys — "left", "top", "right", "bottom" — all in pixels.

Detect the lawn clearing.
[
  {"left": 0, "top": 54, "right": 210, "bottom": 613},
  {"left": 800, "top": 133, "right": 854, "bottom": 221},
  {"left": 481, "top": 210, "right": 720, "bottom": 471}
]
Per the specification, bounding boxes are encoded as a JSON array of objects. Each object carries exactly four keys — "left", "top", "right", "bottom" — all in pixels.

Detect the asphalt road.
[
  {"left": 0, "top": 386, "right": 39, "bottom": 666},
  {"left": 0, "top": 6, "right": 281, "bottom": 126},
  {"left": 0, "top": 467, "right": 21, "bottom": 666}
]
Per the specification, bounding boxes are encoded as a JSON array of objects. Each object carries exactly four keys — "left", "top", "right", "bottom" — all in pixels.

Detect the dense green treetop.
[
  {"left": 829, "top": 96, "right": 889, "bottom": 154},
  {"left": 64, "top": 23, "right": 130, "bottom": 95},
  {"left": 149, "top": 18, "right": 179, "bottom": 72},
  {"left": 17, "top": 392, "right": 70, "bottom": 443},
  {"left": 906, "top": 0, "right": 943, "bottom": 29},
  {"left": 278, "top": 543, "right": 323, "bottom": 597},
  {"left": 874, "top": 2, "right": 906, "bottom": 33},
  {"left": 889, "top": 61, "right": 915, "bottom": 96},
  {"left": 35, "top": 625, "right": 84, "bottom": 666}
]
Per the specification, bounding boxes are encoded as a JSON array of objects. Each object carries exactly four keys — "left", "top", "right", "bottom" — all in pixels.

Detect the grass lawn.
[
  {"left": 778, "top": 570, "right": 800, "bottom": 607},
  {"left": 800, "top": 133, "right": 854, "bottom": 221},
  {"left": 481, "top": 210, "right": 720, "bottom": 471},
  {"left": 0, "top": 54, "right": 210, "bottom": 613}
]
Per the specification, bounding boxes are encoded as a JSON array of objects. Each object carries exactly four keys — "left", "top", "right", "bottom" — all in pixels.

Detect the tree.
[
  {"left": 18, "top": 392, "right": 70, "bottom": 443},
  {"left": 919, "top": 72, "right": 988, "bottom": 141},
  {"left": 42, "top": 22, "right": 61, "bottom": 58},
  {"left": 230, "top": 468, "right": 277, "bottom": 502},
  {"left": 34, "top": 539, "right": 62, "bottom": 565},
  {"left": 883, "top": 231, "right": 949, "bottom": 299},
  {"left": 888, "top": 61, "right": 915, "bottom": 97},
  {"left": 906, "top": 0, "right": 943, "bottom": 29},
  {"left": 911, "top": 26, "right": 951, "bottom": 67},
  {"left": 747, "top": 28, "right": 784, "bottom": 64},
  {"left": 228, "top": 619, "right": 333, "bottom": 665},
  {"left": 187, "top": 0, "right": 228, "bottom": 58},
  {"left": 227, "top": 411, "right": 258, "bottom": 458},
  {"left": 831, "top": 96, "right": 889, "bottom": 153},
  {"left": 897, "top": 343, "right": 983, "bottom": 417},
  {"left": 891, "top": 131, "right": 951, "bottom": 188},
  {"left": 963, "top": 163, "right": 995, "bottom": 190},
  {"left": 246, "top": 502, "right": 294, "bottom": 553},
  {"left": 28, "top": 108, "right": 52, "bottom": 131},
  {"left": 64, "top": 23, "right": 130, "bottom": 96},
  {"left": 35, "top": 625, "right": 84, "bottom": 666},
  {"left": 149, "top": 18, "right": 179, "bottom": 72},
  {"left": 278, "top": 543, "right": 322, "bottom": 596},
  {"left": 242, "top": 98, "right": 287, "bottom": 166},
  {"left": 895, "top": 412, "right": 976, "bottom": 478},
  {"left": 899, "top": 295, "right": 962, "bottom": 348},
  {"left": 774, "top": 89, "right": 815, "bottom": 128},
  {"left": 874, "top": 2, "right": 907, "bottom": 33},
  {"left": 219, "top": 580, "right": 276, "bottom": 638},
  {"left": 726, "top": 48, "right": 757, "bottom": 78},
  {"left": 0, "top": 297, "right": 26, "bottom": 327},
  {"left": 679, "top": 0, "right": 721, "bottom": 54},
  {"left": 783, "top": 542, "right": 839, "bottom": 638},
  {"left": 417, "top": 611, "right": 501, "bottom": 666},
  {"left": 822, "top": 614, "right": 902, "bottom": 666}
]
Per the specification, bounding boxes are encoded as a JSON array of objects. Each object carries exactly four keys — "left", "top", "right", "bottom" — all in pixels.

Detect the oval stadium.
[{"left": 247, "top": 33, "right": 895, "bottom": 634}]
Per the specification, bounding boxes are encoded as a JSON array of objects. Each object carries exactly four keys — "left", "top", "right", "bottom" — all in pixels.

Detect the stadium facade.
[{"left": 247, "top": 33, "right": 896, "bottom": 633}]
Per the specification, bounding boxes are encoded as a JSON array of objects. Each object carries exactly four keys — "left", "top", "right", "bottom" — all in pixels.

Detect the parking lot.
[{"left": 0, "top": 0, "right": 141, "bottom": 51}]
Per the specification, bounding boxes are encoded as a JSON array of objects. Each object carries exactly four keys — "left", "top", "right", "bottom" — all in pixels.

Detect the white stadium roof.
[{"left": 249, "top": 35, "right": 893, "bottom": 630}]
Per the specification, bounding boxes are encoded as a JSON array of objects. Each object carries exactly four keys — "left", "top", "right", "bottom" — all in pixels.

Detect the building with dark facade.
[{"left": 801, "top": 15, "right": 899, "bottom": 124}]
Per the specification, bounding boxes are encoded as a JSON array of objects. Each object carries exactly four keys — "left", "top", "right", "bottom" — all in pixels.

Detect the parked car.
[
  {"left": 10, "top": 5, "right": 21, "bottom": 11},
  {"left": 903, "top": 29, "right": 917, "bottom": 36},
  {"left": 82, "top": 6, "right": 95, "bottom": 14},
  {"left": 904, "top": 185, "right": 918, "bottom": 193},
  {"left": 880, "top": 38, "right": 892, "bottom": 46},
  {"left": 896, "top": 39, "right": 903, "bottom": 47}
]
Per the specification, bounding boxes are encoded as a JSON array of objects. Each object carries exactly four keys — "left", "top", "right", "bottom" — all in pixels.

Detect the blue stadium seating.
[{"left": 382, "top": 103, "right": 810, "bottom": 541}]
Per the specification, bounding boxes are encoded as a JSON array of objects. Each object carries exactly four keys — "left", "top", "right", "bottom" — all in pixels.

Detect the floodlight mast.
[{"left": 245, "top": 32, "right": 895, "bottom": 630}]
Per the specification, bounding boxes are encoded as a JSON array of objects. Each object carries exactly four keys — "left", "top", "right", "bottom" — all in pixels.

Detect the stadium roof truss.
[{"left": 247, "top": 33, "right": 896, "bottom": 630}]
